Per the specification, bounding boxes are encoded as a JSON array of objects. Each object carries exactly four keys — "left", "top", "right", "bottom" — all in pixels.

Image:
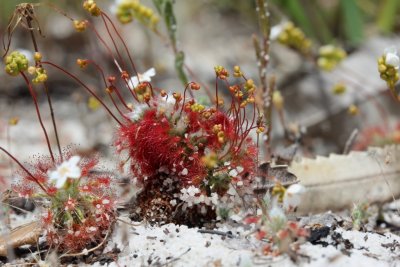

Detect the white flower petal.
[
  {"left": 143, "top": 67, "right": 156, "bottom": 79},
  {"left": 48, "top": 170, "right": 59, "bottom": 182},
  {"left": 270, "top": 24, "right": 284, "bottom": 40},
  {"left": 129, "top": 76, "right": 139, "bottom": 88},
  {"left": 55, "top": 176, "right": 67, "bottom": 188},
  {"left": 286, "top": 184, "right": 306, "bottom": 195},
  {"left": 68, "top": 156, "right": 81, "bottom": 166},
  {"left": 283, "top": 184, "right": 306, "bottom": 209},
  {"left": 68, "top": 167, "right": 82, "bottom": 179},
  {"left": 385, "top": 52, "right": 400, "bottom": 68}
]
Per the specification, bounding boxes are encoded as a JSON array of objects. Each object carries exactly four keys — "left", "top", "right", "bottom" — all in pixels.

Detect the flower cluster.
[
  {"left": 277, "top": 22, "right": 312, "bottom": 55},
  {"left": 28, "top": 66, "right": 48, "bottom": 83},
  {"left": 13, "top": 154, "right": 116, "bottom": 253},
  {"left": 4, "top": 51, "right": 29, "bottom": 76},
  {"left": 83, "top": 0, "right": 101, "bottom": 16},
  {"left": 112, "top": 0, "right": 159, "bottom": 29},
  {"left": 317, "top": 45, "right": 347, "bottom": 71},
  {"left": 378, "top": 47, "right": 399, "bottom": 94}
]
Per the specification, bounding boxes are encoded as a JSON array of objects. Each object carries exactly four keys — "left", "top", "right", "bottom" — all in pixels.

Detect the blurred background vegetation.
[
  {"left": 2, "top": 0, "right": 399, "bottom": 47},
  {"left": 208, "top": 0, "right": 400, "bottom": 48},
  {"left": 1, "top": 0, "right": 399, "bottom": 156}
]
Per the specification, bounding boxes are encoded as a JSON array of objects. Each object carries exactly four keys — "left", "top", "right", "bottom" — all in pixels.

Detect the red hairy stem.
[
  {"left": 101, "top": 12, "right": 139, "bottom": 78},
  {"left": 241, "top": 102, "right": 257, "bottom": 139},
  {"left": 142, "top": 81, "right": 155, "bottom": 97},
  {"left": 99, "top": 14, "right": 126, "bottom": 73},
  {"left": 215, "top": 77, "right": 219, "bottom": 110},
  {"left": 179, "top": 82, "right": 194, "bottom": 117},
  {"left": 0, "top": 146, "right": 49, "bottom": 194},
  {"left": 184, "top": 64, "right": 212, "bottom": 99},
  {"left": 43, "top": 83, "right": 63, "bottom": 162},
  {"left": 87, "top": 22, "right": 126, "bottom": 73},
  {"left": 41, "top": 61, "right": 123, "bottom": 125},
  {"left": 111, "top": 85, "right": 132, "bottom": 111},
  {"left": 25, "top": 14, "right": 63, "bottom": 161},
  {"left": 87, "top": 60, "right": 108, "bottom": 88},
  {"left": 122, "top": 77, "right": 140, "bottom": 102},
  {"left": 20, "top": 72, "right": 55, "bottom": 163}
]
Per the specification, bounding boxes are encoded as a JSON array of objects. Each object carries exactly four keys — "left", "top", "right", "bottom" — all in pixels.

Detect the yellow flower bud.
[
  {"left": 272, "top": 91, "right": 284, "bottom": 110},
  {"left": 77, "top": 58, "right": 88, "bottom": 69},
  {"left": 256, "top": 126, "right": 265, "bottom": 134},
  {"left": 28, "top": 66, "right": 36, "bottom": 75},
  {"left": 34, "top": 52, "right": 42, "bottom": 62},
  {"left": 201, "top": 153, "right": 218, "bottom": 169},
  {"left": 88, "top": 96, "right": 101, "bottom": 111},
  {"left": 348, "top": 104, "right": 359, "bottom": 116},
  {"left": 332, "top": 83, "right": 346, "bottom": 95},
  {"left": 8, "top": 117, "right": 19, "bottom": 126},
  {"left": 73, "top": 20, "right": 87, "bottom": 32}
]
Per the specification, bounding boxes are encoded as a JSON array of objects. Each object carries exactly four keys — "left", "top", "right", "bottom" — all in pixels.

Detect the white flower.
[
  {"left": 126, "top": 103, "right": 149, "bottom": 121},
  {"left": 384, "top": 47, "right": 400, "bottom": 68},
  {"left": 48, "top": 156, "right": 81, "bottom": 188},
  {"left": 270, "top": 23, "right": 285, "bottom": 40},
  {"left": 283, "top": 184, "right": 306, "bottom": 210},
  {"left": 128, "top": 68, "right": 156, "bottom": 88}
]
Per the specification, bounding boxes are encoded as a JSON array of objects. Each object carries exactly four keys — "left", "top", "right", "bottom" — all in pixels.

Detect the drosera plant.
[
  {"left": 42, "top": 0, "right": 265, "bottom": 226},
  {"left": 244, "top": 183, "right": 308, "bottom": 259},
  {"left": 351, "top": 202, "right": 370, "bottom": 231},
  {"left": 116, "top": 67, "right": 263, "bottom": 226},
  {"left": 0, "top": 144, "right": 117, "bottom": 255},
  {"left": 2, "top": 4, "right": 121, "bottom": 255}
]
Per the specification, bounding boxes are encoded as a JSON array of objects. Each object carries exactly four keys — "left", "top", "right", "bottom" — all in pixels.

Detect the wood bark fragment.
[
  {"left": 0, "top": 220, "right": 41, "bottom": 257},
  {"left": 290, "top": 145, "right": 400, "bottom": 213}
]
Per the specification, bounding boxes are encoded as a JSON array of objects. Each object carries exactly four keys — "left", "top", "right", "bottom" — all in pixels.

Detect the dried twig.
[
  {"left": 59, "top": 228, "right": 111, "bottom": 258},
  {"left": 197, "top": 229, "right": 235, "bottom": 238},
  {"left": 343, "top": 128, "right": 359, "bottom": 154}
]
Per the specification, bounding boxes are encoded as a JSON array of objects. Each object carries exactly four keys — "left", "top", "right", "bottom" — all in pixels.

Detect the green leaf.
[
  {"left": 175, "top": 51, "right": 188, "bottom": 85},
  {"left": 339, "top": 0, "right": 364, "bottom": 45},
  {"left": 164, "top": 1, "right": 177, "bottom": 44},
  {"left": 153, "top": 0, "right": 189, "bottom": 86},
  {"left": 272, "top": 0, "right": 314, "bottom": 38},
  {"left": 377, "top": 0, "right": 400, "bottom": 34}
]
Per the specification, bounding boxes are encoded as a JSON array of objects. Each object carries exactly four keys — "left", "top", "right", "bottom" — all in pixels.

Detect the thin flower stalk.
[
  {"left": 41, "top": 61, "right": 123, "bottom": 125},
  {"left": 20, "top": 71, "right": 55, "bottom": 162}
]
